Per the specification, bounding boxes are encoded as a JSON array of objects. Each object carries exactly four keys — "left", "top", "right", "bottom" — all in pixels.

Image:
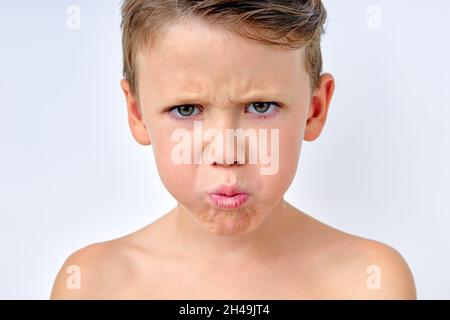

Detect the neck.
[{"left": 169, "top": 198, "right": 299, "bottom": 262}]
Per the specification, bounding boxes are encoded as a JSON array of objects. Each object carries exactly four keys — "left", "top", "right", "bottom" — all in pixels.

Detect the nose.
[{"left": 202, "top": 112, "right": 247, "bottom": 167}]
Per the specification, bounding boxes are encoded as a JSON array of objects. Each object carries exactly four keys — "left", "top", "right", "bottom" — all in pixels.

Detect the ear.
[
  {"left": 303, "top": 73, "right": 335, "bottom": 141},
  {"left": 120, "top": 79, "right": 151, "bottom": 146}
]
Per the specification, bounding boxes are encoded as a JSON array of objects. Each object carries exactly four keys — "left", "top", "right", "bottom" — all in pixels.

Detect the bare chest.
[{"left": 124, "top": 258, "right": 324, "bottom": 299}]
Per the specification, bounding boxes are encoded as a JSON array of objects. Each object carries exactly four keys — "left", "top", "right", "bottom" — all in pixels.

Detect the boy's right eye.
[{"left": 168, "top": 105, "right": 202, "bottom": 119}]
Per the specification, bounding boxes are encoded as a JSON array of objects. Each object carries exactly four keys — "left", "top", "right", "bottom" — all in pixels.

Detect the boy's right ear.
[{"left": 120, "top": 79, "right": 151, "bottom": 146}]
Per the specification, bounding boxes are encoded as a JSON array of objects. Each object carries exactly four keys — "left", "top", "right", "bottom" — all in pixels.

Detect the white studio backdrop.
[{"left": 0, "top": 0, "right": 449, "bottom": 299}]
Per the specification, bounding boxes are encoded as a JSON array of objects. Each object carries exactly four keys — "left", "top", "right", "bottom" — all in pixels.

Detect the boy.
[{"left": 51, "top": 0, "right": 416, "bottom": 299}]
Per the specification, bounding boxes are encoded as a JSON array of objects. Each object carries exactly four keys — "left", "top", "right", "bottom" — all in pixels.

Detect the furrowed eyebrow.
[{"left": 164, "top": 90, "right": 286, "bottom": 106}]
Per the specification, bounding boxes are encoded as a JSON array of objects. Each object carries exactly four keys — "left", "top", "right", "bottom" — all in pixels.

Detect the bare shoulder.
[
  {"left": 327, "top": 235, "right": 417, "bottom": 299},
  {"left": 50, "top": 235, "right": 147, "bottom": 299},
  {"left": 50, "top": 214, "right": 174, "bottom": 299},
  {"left": 298, "top": 212, "right": 417, "bottom": 299}
]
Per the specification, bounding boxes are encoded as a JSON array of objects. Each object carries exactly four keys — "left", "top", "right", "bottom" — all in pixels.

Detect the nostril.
[{"left": 212, "top": 160, "right": 240, "bottom": 166}]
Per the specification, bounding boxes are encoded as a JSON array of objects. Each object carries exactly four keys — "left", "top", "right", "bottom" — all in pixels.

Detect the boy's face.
[{"left": 121, "top": 18, "right": 334, "bottom": 236}]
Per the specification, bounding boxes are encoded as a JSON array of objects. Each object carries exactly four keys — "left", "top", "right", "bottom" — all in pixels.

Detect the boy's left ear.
[
  {"left": 304, "top": 73, "right": 335, "bottom": 142},
  {"left": 120, "top": 79, "right": 151, "bottom": 146}
]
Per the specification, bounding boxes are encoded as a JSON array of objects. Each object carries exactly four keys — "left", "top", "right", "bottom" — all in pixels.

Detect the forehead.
[{"left": 136, "top": 18, "right": 308, "bottom": 104}]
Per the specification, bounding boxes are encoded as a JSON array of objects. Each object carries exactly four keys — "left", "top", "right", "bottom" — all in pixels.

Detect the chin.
[{"left": 198, "top": 206, "right": 262, "bottom": 237}]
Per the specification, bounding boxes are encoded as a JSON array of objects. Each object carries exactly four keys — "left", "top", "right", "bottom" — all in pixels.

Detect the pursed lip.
[
  {"left": 207, "top": 184, "right": 250, "bottom": 209},
  {"left": 209, "top": 184, "right": 249, "bottom": 197}
]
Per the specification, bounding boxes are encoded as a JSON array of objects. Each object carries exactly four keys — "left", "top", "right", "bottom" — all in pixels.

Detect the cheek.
[
  {"left": 262, "top": 109, "right": 306, "bottom": 195},
  {"left": 147, "top": 125, "right": 198, "bottom": 201},
  {"left": 154, "top": 159, "right": 199, "bottom": 207},
  {"left": 161, "top": 164, "right": 198, "bottom": 203},
  {"left": 256, "top": 128, "right": 301, "bottom": 202},
  {"left": 279, "top": 129, "right": 302, "bottom": 185}
]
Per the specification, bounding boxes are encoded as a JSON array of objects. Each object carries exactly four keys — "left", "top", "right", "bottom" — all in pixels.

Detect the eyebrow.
[{"left": 165, "top": 89, "right": 286, "bottom": 107}]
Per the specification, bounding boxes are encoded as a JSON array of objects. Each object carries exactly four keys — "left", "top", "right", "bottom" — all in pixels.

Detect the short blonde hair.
[{"left": 121, "top": 0, "right": 327, "bottom": 96}]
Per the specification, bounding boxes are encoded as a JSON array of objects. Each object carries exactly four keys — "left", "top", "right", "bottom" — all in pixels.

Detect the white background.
[{"left": 0, "top": 0, "right": 449, "bottom": 299}]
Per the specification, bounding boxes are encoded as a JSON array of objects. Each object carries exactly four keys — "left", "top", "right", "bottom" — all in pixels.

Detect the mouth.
[{"left": 207, "top": 184, "right": 250, "bottom": 210}]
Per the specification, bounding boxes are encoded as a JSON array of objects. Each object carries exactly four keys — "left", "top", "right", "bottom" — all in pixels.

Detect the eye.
[
  {"left": 168, "top": 104, "right": 202, "bottom": 119},
  {"left": 245, "top": 102, "right": 281, "bottom": 118}
]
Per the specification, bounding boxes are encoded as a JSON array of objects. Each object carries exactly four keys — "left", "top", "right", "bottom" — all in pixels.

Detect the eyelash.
[{"left": 166, "top": 102, "right": 282, "bottom": 120}]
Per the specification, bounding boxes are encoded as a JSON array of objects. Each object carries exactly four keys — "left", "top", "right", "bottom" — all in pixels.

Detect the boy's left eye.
[{"left": 245, "top": 102, "right": 280, "bottom": 116}]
